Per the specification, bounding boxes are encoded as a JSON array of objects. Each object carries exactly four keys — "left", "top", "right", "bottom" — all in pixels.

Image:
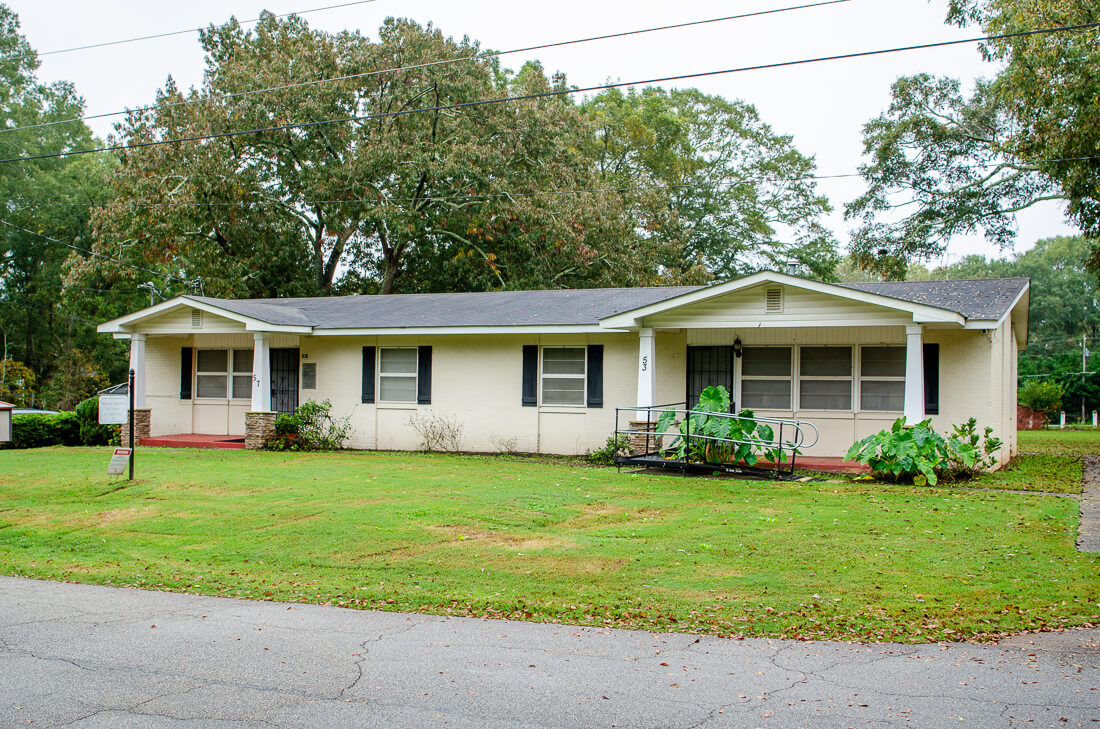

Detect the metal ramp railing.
[{"left": 613, "top": 402, "right": 820, "bottom": 479}]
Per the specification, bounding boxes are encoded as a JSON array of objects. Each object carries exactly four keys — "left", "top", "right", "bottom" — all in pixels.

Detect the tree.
[
  {"left": 847, "top": 0, "right": 1098, "bottom": 277},
  {"left": 75, "top": 15, "right": 680, "bottom": 298},
  {"left": 581, "top": 87, "right": 838, "bottom": 280},
  {"left": 0, "top": 4, "right": 121, "bottom": 396}
]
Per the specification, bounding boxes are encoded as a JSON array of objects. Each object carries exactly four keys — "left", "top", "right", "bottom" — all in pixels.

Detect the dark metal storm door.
[
  {"left": 269, "top": 348, "right": 300, "bottom": 414},
  {"left": 686, "top": 346, "right": 735, "bottom": 410}
]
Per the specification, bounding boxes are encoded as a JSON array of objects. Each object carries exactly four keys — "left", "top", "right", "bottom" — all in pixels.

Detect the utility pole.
[{"left": 1084, "top": 334, "right": 1089, "bottom": 425}]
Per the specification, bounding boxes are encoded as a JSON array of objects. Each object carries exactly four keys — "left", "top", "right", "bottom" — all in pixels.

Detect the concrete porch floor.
[{"left": 139, "top": 433, "right": 246, "bottom": 450}]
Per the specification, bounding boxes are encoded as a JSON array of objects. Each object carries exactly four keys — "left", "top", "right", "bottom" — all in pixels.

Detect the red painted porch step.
[{"left": 139, "top": 433, "right": 246, "bottom": 450}]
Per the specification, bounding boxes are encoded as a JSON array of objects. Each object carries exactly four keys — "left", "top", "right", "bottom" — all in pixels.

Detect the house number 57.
[{"left": 641, "top": 356, "right": 648, "bottom": 372}]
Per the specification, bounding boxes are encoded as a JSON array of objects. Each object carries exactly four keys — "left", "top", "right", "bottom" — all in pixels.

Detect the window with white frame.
[
  {"left": 799, "top": 346, "right": 852, "bottom": 410},
  {"left": 541, "top": 347, "right": 586, "bottom": 406},
  {"left": 196, "top": 349, "right": 254, "bottom": 399},
  {"left": 859, "top": 346, "right": 905, "bottom": 411},
  {"left": 740, "top": 347, "right": 792, "bottom": 410},
  {"left": 232, "top": 349, "right": 253, "bottom": 399},
  {"left": 379, "top": 348, "right": 418, "bottom": 402}
]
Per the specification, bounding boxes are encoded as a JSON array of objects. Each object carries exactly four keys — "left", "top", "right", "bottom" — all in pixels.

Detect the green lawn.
[
  {"left": 1018, "top": 428, "right": 1100, "bottom": 455},
  {"left": 0, "top": 446, "right": 1097, "bottom": 643}
]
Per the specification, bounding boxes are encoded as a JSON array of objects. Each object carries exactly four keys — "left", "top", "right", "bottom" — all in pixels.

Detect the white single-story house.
[{"left": 96, "top": 271, "right": 1029, "bottom": 464}]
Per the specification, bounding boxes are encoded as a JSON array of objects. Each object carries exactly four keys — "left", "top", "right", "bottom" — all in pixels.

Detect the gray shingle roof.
[
  {"left": 185, "top": 277, "right": 1027, "bottom": 330},
  {"left": 838, "top": 278, "right": 1029, "bottom": 320},
  {"left": 189, "top": 287, "right": 704, "bottom": 329}
]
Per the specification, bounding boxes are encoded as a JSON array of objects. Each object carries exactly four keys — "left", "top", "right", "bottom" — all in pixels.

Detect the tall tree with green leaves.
[
  {"left": 847, "top": 0, "right": 1098, "bottom": 277},
  {"left": 581, "top": 87, "right": 838, "bottom": 280},
  {"left": 0, "top": 4, "right": 120, "bottom": 401},
  {"left": 74, "top": 14, "right": 679, "bottom": 298}
]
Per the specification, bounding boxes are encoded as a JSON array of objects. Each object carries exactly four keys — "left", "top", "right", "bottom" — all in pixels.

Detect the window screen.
[
  {"left": 231, "top": 349, "right": 253, "bottom": 399},
  {"left": 740, "top": 347, "right": 792, "bottom": 410},
  {"left": 799, "top": 347, "right": 852, "bottom": 410},
  {"left": 196, "top": 349, "right": 228, "bottom": 399},
  {"left": 860, "top": 346, "right": 905, "bottom": 412},
  {"left": 542, "top": 348, "right": 586, "bottom": 405},
  {"left": 379, "top": 348, "right": 417, "bottom": 402}
]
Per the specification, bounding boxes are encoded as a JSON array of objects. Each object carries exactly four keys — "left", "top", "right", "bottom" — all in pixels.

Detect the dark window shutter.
[
  {"left": 522, "top": 345, "right": 538, "bottom": 407},
  {"left": 180, "top": 347, "right": 193, "bottom": 400},
  {"left": 923, "top": 343, "right": 940, "bottom": 415},
  {"left": 586, "top": 344, "right": 604, "bottom": 408},
  {"left": 361, "top": 346, "right": 376, "bottom": 403},
  {"left": 417, "top": 346, "right": 432, "bottom": 405}
]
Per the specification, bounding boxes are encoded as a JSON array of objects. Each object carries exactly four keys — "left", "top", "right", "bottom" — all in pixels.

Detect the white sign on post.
[
  {"left": 98, "top": 394, "right": 129, "bottom": 425},
  {"left": 107, "top": 448, "right": 132, "bottom": 475}
]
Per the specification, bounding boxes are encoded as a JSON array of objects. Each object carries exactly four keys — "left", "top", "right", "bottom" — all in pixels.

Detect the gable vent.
[
  {"left": 765, "top": 287, "right": 783, "bottom": 313},
  {"left": 191, "top": 310, "right": 202, "bottom": 328}
]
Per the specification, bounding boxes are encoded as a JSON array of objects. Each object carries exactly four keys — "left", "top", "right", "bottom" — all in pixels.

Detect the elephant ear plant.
[
  {"left": 845, "top": 417, "right": 1002, "bottom": 486},
  {"left": 654, "top": 386, "right": 794, "bottom": 466}
]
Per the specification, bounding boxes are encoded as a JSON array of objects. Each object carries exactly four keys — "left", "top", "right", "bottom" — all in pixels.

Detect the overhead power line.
[
  {"left": 9, "top": 154, "right": 1099, "bottom": 211},
  {"left": 1, "top": 20, "right": 1096, "bottom": 167},
  {"left": 1, "top": 0, "right": 382, "bottom": 63},
  {"left": 0, "top": 0, "right": 852, "bottom": 136},
  {"left": 0, "top": 219, "right": 194, "bottom": 287}
]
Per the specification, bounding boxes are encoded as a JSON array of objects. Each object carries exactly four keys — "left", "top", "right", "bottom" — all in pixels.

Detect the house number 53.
[{"left": 641, "top": 356, "right": 648, "bottom": 372}]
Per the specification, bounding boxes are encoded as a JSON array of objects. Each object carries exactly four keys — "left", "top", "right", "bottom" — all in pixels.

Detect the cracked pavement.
[{"left": 0, "top": 576, "right": 1097, "bottom": 728}]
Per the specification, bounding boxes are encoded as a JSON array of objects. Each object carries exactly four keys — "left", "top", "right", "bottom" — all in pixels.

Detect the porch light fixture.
[{"left": 733, "top": 338, "right": 743, "bottom": 358}]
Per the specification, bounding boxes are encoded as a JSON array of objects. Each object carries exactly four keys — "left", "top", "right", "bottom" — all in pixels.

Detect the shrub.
[
  {"left": 845, "top": 417, "right": 1002, "bottom": 486},
  {"left": 263, "top": 400, "right": 350, "bottom": 451},
  {"left": 1018, "top": 380, "right": 1064, "bottom": 415},
  {"left": 586, "top": 434, "right": 631, "bottom": 466},
  {"left": 408, "top": 411, "right": 463, "bottom": 452},
  {"left": 6, "top": 411, "right": 81, "bottom": 449},
  {"left": 74, "top": 397, "right": 114, "bottom": 446}
]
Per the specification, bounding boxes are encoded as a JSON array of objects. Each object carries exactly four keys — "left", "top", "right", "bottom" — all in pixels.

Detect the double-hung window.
[
  {"left": 231, "top": 349, "right": 253, "bottom": 399},
  {"left": 799, "top": 347, "right": 852, "bottom": 410},
  {"left": 378, "top": 348, "right": 418, "bottom": 402},
  {"left": 859, "top": 346, "right": 905, "bottom": 412},
  {"left": 740, "top": 347, "right": 792, "bottom": 410},
  {"left": 541, "top": 347, "right": 586, "bottom": 406},
  {"left": 196, "top": 349, "right": 253, "bottom": 399}
]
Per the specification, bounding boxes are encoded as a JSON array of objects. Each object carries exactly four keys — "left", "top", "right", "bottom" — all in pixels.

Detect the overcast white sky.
[{"left": 8, "top": 0, "right": 1079, "bottom": 264}]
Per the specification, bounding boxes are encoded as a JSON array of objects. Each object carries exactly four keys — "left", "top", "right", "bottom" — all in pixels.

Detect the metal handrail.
[{"left": 614, "top": 404, "right": 821, "bottom": 476}]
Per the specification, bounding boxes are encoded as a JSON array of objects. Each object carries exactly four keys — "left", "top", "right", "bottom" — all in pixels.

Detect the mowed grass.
[
  {"left": 971, "top": 429, "right": 1100, "bottom": 494},
  {"left": 0, "top": 446, "right": 1097, "bottom": 643},
  {"left": 1018, "top": 428, "right": 1100, "bottom": 455}
]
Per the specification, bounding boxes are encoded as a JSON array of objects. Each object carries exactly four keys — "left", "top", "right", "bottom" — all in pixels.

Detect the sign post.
[{"left": 128, "top": 368, "right": 135, "bottom": 480}]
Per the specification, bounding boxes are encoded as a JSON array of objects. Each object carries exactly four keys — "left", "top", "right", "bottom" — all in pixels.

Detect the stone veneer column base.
[
  {"left": 628, "top": 419, "right": 659, "bottom": 456},
  {"left": 245, "top": 411, "right": 276, "bottom": 450},
  {"left": 121, "top": 409, "right": 151, "bottom": 448}
]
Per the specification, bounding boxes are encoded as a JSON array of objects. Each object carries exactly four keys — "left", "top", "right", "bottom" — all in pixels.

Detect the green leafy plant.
[
  {"left": 1018, "top": 380, "right": 1064, "bottom": 416},
  {"left": 586, "top": 434, "right": 631, "bottom": 466},
  {"left": 74, "top": 397, "right": 115, "bottom": 446},
  {"left": 3, "top": 412, "right": 81, "bottom": 450},
  {"left": 846, "top": 417, "right": 1002, "bottom": 485},
  {"left": 945, "top": 418, "right": 1003, "bottom": 479},
  {"left": 654, "top": 386, "right": 794, "bottom": 467},
  {"left": 264, "top": 400, "right": 350, "bottom": 451}
]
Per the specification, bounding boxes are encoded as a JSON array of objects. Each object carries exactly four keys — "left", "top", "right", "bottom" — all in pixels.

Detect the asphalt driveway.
[{"left": 0, "top": 576, "right": 1096, "bottom": 728}]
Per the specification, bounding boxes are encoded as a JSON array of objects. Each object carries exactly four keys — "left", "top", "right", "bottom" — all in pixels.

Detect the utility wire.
[
  {"left": 1, "top": 20, "right": 1096, "bottom": 167},
  {"left": 0, "top": 0, "right": 852, "bottom": 136},
  {"left": 8, "top": 154, "right": 1099, "bottom": 210},
  {"left": 0, "top": 0, "right": 382, "bottom": 63},
  {"left": 0, "top": 219, "right": 194, "bottom": 287}
]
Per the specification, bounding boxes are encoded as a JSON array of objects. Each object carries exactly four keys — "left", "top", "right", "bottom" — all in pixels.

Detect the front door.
[
  {"left": 270, "top": 348, "right": 300, "bottom": 414},
  {"left": 687, "top": 346, "right": 734, "bottom": 410}
]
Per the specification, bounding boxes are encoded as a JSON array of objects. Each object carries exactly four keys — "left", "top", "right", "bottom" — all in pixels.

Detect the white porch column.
[
  {"left": 636, "top": 328, "right": 657, "bottom": 413},
  {"left": 904, "top": 324, "right": 925, "bottom": 423},
  {"left": 251, "top": 332, "right": 272, "bottom": 412},
  {"left": 128, "top": 333, "right": 146, "bottom": 409}
]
